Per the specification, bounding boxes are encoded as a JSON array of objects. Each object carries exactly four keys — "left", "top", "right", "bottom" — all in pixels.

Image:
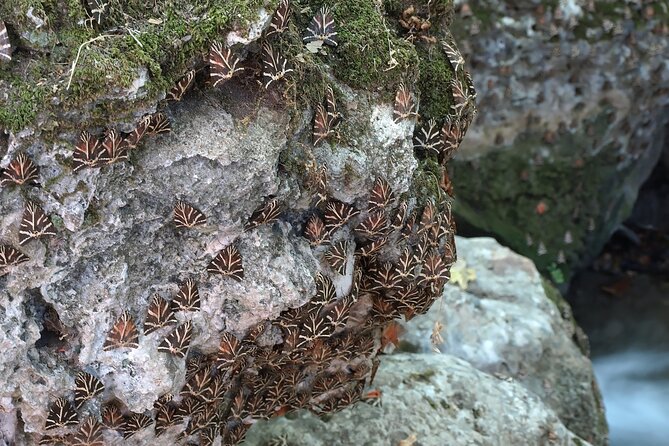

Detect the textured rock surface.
[
  {"left": 244, "top": 353, "right": 593, "bottom": 446},
  {"left": 400, "top": 237, "right": 606, "bottom": 445},
  {"left": 0, "top": 86, "right": 418, "bottom": 443},
  {"left": 449, "top": 0, "right": 669, "bottom": 281}
]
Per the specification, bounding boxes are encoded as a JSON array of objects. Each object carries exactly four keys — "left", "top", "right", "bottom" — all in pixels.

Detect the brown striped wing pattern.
[
  {"left": 207, "top": 245, "right": 244, "bottom": 281},
  {"left": 173, "top": 201, "right": 207, "bottom": 228},
  {"left": 19, "top": 201, "right": 57, "bottom": 245},
  {"left": 158, "top": 320, "right": 193, "bottom": 358},
  {"left": 144, "top": 293, "right": 177, "bottom": 334},
  {"left": 74, "top": 371, "right": 105, "bottom": 409},
  {"left": 0, "top": 153, "right": 39, "bottom": 186},
  {"left": 103, "top": 310, "right": 139, "bottom": 351}
]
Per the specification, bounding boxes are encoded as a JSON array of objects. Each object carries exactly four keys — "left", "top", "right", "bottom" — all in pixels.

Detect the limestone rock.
[{"left": 400, "top": 236, "right": 607, "bottom": 445}]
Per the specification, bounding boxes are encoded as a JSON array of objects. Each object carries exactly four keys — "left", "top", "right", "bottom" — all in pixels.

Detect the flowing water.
[
  {"left": 569, "top": 271, "right": 669, "bottom": 446},
  {"left": 593, "top": 351, "right": 669, "bottom": 446}
]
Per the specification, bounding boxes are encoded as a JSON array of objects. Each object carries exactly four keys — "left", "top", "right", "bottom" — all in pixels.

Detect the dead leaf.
[
  {"left": 449, "top": 259, "right": 476, "bottom": 290},
  {"left": 398, "top": 433, "right": 417, "bottom": 446},
  {"left": 430, "top": 321, "right": 444, "bottom": 352}
]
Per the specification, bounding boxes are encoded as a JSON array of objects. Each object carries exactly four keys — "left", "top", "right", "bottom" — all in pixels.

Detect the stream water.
[{"left": 569, "top": 271, "right": 669, "bottom": 446}]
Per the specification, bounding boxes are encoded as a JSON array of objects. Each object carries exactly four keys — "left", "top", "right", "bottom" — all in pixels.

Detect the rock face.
[{"left": 449, "top": 0, "right": 669, "bottom": 281}]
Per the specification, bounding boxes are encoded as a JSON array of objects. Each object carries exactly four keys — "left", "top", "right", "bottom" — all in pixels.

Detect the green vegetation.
[
  {"left": 416, "top": 43, "right": 453, "bottom": 118},
  {"left": 0, "top": 0, "right": 273, "bottom": 132},
  {"left": 411, "top": 157, "right": 443, "bottom": 206},
  {"left": 329, "top": 0, "right": 418, "bottom": 91}
]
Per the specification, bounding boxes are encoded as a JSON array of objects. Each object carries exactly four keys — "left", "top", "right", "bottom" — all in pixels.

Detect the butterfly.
[
  {"left": 74, "top": 371, "right": 105, "bottom": 409},
  {"left": 442, "top": 38, "right": 465, "bottom": 73},
  {"left": 209, "top": 42, "right": 244, "bottom": 87},
  {"left": 303, "top": 6, "right": 338, "bottom": 47},
  {"left": 313, "top": 86, "right": 341, "bottom": 145},
  {"left": 71, "top": 416, "right": 104, "bottom": 446},
  {"left": 261, "top": 43, "right": 293, "bottom": 89},
  {"left": 207, "top": 245, "right": 244, "bottom": 281},
  {"left": 244, "top": 197, "right": 282, "bottom": 231},
  {"left": 266, "top": 0, "right": 291, "bottom": 37},
  {"left": 323, "top": 200, "right": 359, "bottom": 233},
  {"left": 72, "top": 131, "right": 105, "bottom": 171},
  {"left": 354, "top": 210, "right": 388, "bottom": 239},
  {"left": 166, "top": 69, "right": 195, "bottom": 102},
  {"left": 0, "top": 244, "right": 29, "bottom": 269},
  {"left": 154, "top": 403, "right": 176, "bottom": 437},
  {"left": 393, "top": 82, "right": 418, "bottom": 123},
  {"left": 414, "top": 118, "right": 443, "bottom": 157},
  {"left": 158, "top": 320, "right": 193, "bottom": 358},
  {"left": 143, "top": 293, "right": 177, "bottom": 335},
  {"left": 173, "top": 201, "right": 207, "bottom": 228},
  {"left": 99, "top": 128, "right": 128, "bottom": 165},
  {"left": 304, "top": 214, "right": 329, "bottom": 246},
  {"left": 121, "top": 413, "right": 153, "bottom": 439},
  {"left": 325, "top": 240, "right": 349, "bottom": 275},
  {"left": 101, "top": 400, "right": 124, "bottom": 429},
  {"left": 368, "top": 177, "right": 394, "bottom": 210},
  {"left": 18, "top": 201, "right": 57, "bottom": 245},
  {"left": 216, "top": 331, "right": 246, "bottom": 372},
  {"left": 147, "top": 112, "right": 171, "bottom": 135},
  {"left": 123, "top": 115, "right": 152, "bottom": 149},
  {"left": 45, "top": 397, "right": 79, "bottom": 430},
  {"left": 0, "top": 153, "right": 39, "bottom": 186},
  {"left": 171, "top": 278, "right": 200, "bottom": 312},
  {"left": 0, "top": 21, "right": 11, "bottom": 62},
  {"left": 103, "top": 310, "right": 139, "bottom": 350}
]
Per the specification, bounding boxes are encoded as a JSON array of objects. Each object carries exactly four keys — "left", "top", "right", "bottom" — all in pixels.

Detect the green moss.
[
  {"left": 327, "top": 0, "right": 419, "bottom": 91},
  {"left": 50, "top": 215, "right": 65, "bottom": 230},
  {"left": 0, "top": 0, "right": 272, "bottom": 132},
  {"left": 416, "top": 43, "right": 454, "bottom": 118},
  {"left": 541, "top": 277, "right": 568, "bottom": 313},
  {"left": 0, "top": 76, "right": 48, "bottom": 132}
]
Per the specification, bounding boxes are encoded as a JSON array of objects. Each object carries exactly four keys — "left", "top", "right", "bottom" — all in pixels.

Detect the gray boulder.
[{"left": 400, "top": 237, "right": 606, "bottom": 445}]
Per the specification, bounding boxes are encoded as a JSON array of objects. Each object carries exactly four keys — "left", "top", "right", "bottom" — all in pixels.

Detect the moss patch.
[
  {"left": 411, "top": 157, "right": 444, "bottom": 206},
  {"left": 416, "top": 43, "right": 454, "bottom": 118},
  {"left": 328, "top": 0, "right": 419, "bottom": 92},
  {"left": 0, "top": 0, "right": 272, "bottom": 132}
]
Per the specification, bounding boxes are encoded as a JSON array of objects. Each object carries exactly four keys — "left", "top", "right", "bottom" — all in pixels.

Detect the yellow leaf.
[{"left": 449, "top": 259, "right": 476, "bottom": 290}]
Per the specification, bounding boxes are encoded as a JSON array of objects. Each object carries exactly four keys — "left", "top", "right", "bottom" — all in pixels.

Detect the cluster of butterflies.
[
  {"left": 2, "top": 1, "right": 477, "bottom": 445},
  {"left": 159, "top": 0, "right": 338, "bottom": 103},
  {"left": 527, "top": 228, "right": 584, "bottom": 265},
  {"left": 412, "top": 38, "right": 477, "bottom": 169},
  {"left": 39, "top": 169, "right": 456, "bottom": 445},
  {"left": 71, "top": 113, "right": 170, "bottom": 172},
  {"left": 0, "top": 154, "right": 57, "bottom": 270}
]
